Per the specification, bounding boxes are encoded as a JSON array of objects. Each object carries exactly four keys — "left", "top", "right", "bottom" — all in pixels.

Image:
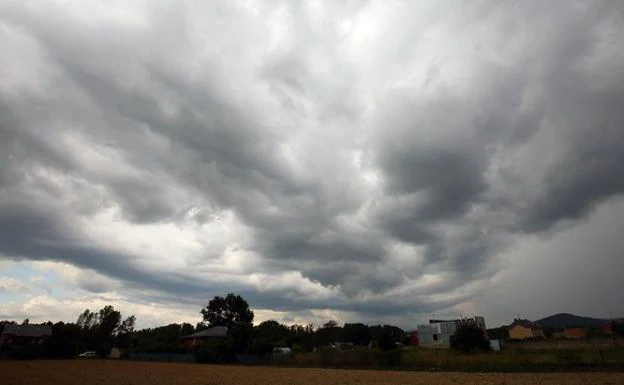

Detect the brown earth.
[{"left": 2, "top": 360, "right": 624, "bottom": 385}]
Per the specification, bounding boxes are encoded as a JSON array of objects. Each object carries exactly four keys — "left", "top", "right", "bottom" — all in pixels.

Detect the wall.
[{"left": 509, "top": 325, "right": 534, "bottom": 340}]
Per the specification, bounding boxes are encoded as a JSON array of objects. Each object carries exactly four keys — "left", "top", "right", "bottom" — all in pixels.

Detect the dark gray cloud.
[{"left": 1, "top": 0, "right": 623, "bottom": 324}]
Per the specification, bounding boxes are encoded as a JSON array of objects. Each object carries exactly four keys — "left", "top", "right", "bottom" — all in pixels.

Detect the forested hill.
[{"left": 536, "top": 313, "right": 610, "bottom": 328}]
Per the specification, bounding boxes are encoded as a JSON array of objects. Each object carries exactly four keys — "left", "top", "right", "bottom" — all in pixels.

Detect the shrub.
[
  {"left": 373, "top": 350, "right": 401, "bottom": 368},
  {"left": 192, "top": 338, "right": 231, "bottom": 363},
  {"left": 450, "top": 325, "right": 491, "bottom": 354},
  {"left": 250, "top": 337, "right": 274, "bottom": 357},
  {"left": 96, "top": 342, "right": 112, "bottom": 358}
]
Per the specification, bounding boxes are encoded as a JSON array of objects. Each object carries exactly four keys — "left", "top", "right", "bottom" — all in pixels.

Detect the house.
[
  {"left": 507, "top": 319, "right": 544, "bottom": 340},
  {"left": 406, "top": 330, "right": 419, "bottom": 346},
  {"left": 417, "top": 316, "right": 487, "bottom": 346},
  {"left": 0, "top": 324, "right": 52, "bottom": 346},
  {"left": 181, "top": 326, "right": 228, "bottom": 348},
  {"left": 552, "top": 331, "right": 566, "bottom": 339},
  {"left": 564, "top": 327, "right": 586, "bottom": 339}
]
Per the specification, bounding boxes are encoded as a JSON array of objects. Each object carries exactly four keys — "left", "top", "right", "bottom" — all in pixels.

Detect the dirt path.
[{"left": 2, "top": 360, "right": 624, "bottom": 385}]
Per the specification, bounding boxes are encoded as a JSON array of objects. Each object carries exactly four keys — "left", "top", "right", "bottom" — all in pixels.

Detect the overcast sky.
[{"left": 1, "top": 0, "right": 623, "bottom": 329}]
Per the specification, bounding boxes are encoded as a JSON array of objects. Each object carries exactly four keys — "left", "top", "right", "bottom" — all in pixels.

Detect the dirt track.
[{"left": 2, "top": 360, "right": 624, "bottom": 385}]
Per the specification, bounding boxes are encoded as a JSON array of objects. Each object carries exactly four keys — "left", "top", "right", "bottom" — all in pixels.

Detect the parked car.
[
  {"left": 77, "top": 351, "right": 97, "bottom": 358},
  {"left": 272, "top": 347, "right": 293, "bottom": 356}
]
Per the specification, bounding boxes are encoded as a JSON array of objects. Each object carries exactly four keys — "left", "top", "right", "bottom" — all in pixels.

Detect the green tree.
[
  {"left": 75, "top": 305, "right": 133, "bottom": 356},
  {"left": 450, "top": 324, "right": 491, "bottom": 353},
  {"left": 255, "top": 320, "right": 290, "bottom": 345},
  {"left": 487, "top": 326, "right": 509, "bottom": 340},
  {"left": 324, "top": 320, "right": 338, "bottom": 328},
  {"left": 181, "top": 323, "right": 195, "bottom": 336},
  {"left": 250, "top": 337, "right": 274, "bottom": 356},
  {"left": 200, "top": 293, "right": 254, "bottom": 328},
  {"left": 48, "top": 322, "right": 81, "bottom": 358},
  {"left": 199, "top": 294, "right": 254, "bottom": 357},
  {"left": 343, "top": 323, "right": 372, "bottom": 346},
  {"left": 370, "top": 325, "right": 405, "bottom": 350},
  {"left": 315, "top": 321, "right": 342, "bottom": 347},
  {"left": 97, "top": 305, "right": 121, "bottom": 338},
  {"left": 117, "top": 315, "right": 136, "bottom": 348},
  {"left": 613, "top": 322, "right": 624, "bottom": 337},
  {"left": 76, "top": 309, "right": 97, "bottom": 330}
]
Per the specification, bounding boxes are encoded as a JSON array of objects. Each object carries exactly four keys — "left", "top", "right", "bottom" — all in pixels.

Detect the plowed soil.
[{"left": 2, "top": 360, "right": 623, "bottom": 385}]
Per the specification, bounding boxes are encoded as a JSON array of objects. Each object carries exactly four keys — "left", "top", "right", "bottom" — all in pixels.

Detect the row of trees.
[
  {"left": 188, "top": 294, "right": 408, "bottom": 361},
  {"left": 0, "top": 294, "right": 408, "bottom": 361},
  {"left": 191, "top": 294, "right": 497, "bottom": 360},
  {"left": 2, "top": 293, "right": 524, "bottom": 360}
]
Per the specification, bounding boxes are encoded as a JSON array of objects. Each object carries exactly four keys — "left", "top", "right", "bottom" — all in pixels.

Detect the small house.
[
  {"left": 108, "top": 347, "right": 122, "bottom": 359},
  {"left": 0, "top": 324, "right": 52, "bottom": 346},
  {"left": 406, "top": 330, "right": 419, "bottom": 346},
  {"left": 564, "top": 327, "right": 586, "bottom": 339},
  {"left": 181, "top": 326, "right": 228, "bottom": 348},
  {"left": 507, "top": 319, "right": 544, "bottom": 340}
]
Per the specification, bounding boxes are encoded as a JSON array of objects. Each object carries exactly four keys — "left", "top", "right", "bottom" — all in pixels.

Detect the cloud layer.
[{"left": 1, "top": 0, "right": 623, "bottom": 326}]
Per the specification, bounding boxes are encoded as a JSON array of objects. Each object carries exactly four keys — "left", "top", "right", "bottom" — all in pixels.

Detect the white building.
[{"left": 416, "top": 316, "right": 487, "bottom": 346}]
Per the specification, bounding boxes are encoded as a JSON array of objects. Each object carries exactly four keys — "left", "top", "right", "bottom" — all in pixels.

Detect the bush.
[
  {"left": 250, "top": 337, "right": 274, "bottom": 357},
  {"left": 450, "top": 325, "right": 491, "bottom": 354},
  {"left": 373, "top": 350, "right": 401, "bottom": 368},
  {"left": 4, "top": 344, "right": 45, "bottom": 360},
  {"left": 192, "top": 338, "right": 232, "bottom": 363},
  {"left": 377, "top": 331, "right": 400, "bottom": 351},
  {"left": 555, "top": 350, "right": 582, "bottom": 364},
  {"left": 96, "top": 342, "right": 112, "bottom": 358}
]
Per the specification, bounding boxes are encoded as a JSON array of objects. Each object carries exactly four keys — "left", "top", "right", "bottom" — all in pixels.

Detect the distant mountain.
[{"left": 535, "top": 313, "right": 610, "bottom": 329}]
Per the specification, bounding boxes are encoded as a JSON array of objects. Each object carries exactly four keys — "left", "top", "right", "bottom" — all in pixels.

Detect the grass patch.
[{"left": 283, "top": 346, "right": 624, "bottom": 372}]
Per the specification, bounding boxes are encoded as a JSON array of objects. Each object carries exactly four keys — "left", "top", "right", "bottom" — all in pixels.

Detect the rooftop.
[
  {"left": 508, "top": 319, "right": 541, "bottom": 330},
  {"left": 181, "top": 326, "right": 228, "bottom": 339},
  {"left": 1, "top": 324, "right": 52, "bottom": 338}
]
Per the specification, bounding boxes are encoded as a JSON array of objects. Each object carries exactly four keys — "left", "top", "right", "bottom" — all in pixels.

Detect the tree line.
[
  {"left": 1, "top": 293, "right": 530, "bottom": 361},
  {"left": 0, "top": 294, "right": 409, "bottom": 361},
  {"left": 146, "top": 294, "right": 408, "bottom": 362}
]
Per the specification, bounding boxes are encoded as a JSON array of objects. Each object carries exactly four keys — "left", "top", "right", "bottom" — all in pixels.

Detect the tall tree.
[
  {"left": 76, "top": 309, "right": 97, "bottom": 330},
  {"left": 75, "top": 305, "right": 133, "bottom": 355},
  {"left": 97, "top": 305, "right": 121, "bottom": 340},
  {"left": 200, "top": 293, "right": 254, "bottom": 328},
  {"left": 324, "top": 320, "right": 338, "bottom": 328},
  {"left": 118, "top": 315, "right": 136, "bottom": 334},
  {"left": 117, "top": 315, "right": 136, "bottom": 348},
  {"left": 343, "top": 323, "right": 372, "bottom": 346},
  {"left": 255, "top": 320, "right": 290, "bottom": 345}
]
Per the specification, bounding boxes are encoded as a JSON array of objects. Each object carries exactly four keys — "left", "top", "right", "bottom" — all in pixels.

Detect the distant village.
[{"left": 405, "top": 314, "right": 624, "bottom": 352}]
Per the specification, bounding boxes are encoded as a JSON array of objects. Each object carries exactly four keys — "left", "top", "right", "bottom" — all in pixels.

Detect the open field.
[
  {"left": 2, "top": 361, "right": 624, "bottom": 385},
  {"left": 289, "top": 346, "right": 624, "bottom": 370}
]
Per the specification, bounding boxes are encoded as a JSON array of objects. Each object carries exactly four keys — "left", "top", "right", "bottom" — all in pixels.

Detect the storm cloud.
[{"left": 1, "top": 0, "right": 623, "bottom": 326}]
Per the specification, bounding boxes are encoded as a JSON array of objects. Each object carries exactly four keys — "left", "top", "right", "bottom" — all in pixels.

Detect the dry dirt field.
[{"left": 2, "top": 360, "right": 623, "bottom": 385}]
